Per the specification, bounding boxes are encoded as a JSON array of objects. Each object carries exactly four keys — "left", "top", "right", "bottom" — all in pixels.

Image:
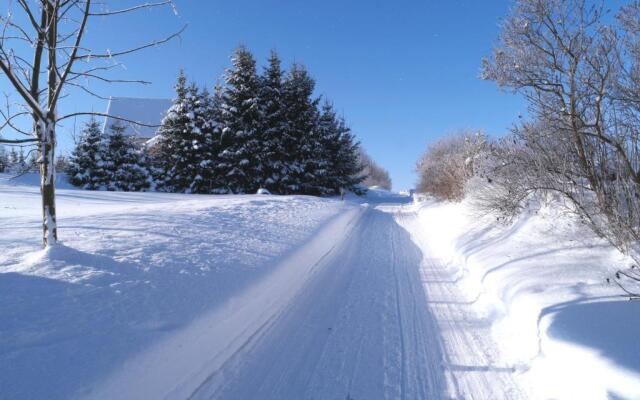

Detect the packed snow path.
[{"left": 191, "top": 204, "right": 525, "bottom": 400}]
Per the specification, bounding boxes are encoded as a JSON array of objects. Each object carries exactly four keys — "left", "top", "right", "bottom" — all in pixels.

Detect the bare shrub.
[{"left": 416, "top": 130, "right": 489, "bottom": 201}]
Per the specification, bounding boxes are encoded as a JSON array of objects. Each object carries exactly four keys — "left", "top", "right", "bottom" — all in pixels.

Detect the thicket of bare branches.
[
  {"left": 359, "top": 150, "right": 392, "bottom": 190},
  {"left": 0, "top": 0, "right": 183, "bottom": 246},
  {"left": 478, "top": 0, "right": 640, "bottom": 295},
  {"left": 416, "top": 130, "right": 488, "bottom": 201}
]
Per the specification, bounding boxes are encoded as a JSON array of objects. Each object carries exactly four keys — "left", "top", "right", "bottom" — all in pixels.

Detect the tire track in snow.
[{"left": 197, "top": 206, "right": 450, "bottom": 399}]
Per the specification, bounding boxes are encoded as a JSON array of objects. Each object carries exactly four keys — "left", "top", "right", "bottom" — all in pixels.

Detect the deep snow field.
[
  {"left": 1, "top": 174, "right": 639, "bottom": 399},
  {"left": 0, "top": 174, "right": 359, "bottom": 399}
]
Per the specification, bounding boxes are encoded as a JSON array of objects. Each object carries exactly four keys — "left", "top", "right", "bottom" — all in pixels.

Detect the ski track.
[
  {"left": 394, "top": 207, "right": 527, "bottom": 400},
  {"left": 191, "top": 204, "right": 525, "bottom": 400}
]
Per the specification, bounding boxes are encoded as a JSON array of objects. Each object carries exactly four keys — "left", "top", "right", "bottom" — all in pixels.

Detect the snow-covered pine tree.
[
  {"left": 9, "top": 147, "right": 18, "bottom": 171},
  {"left": 218, "top": 46, "right": 262, "bottom": 193},
  {"left": 155, "top": 71, "right": 214, "bottom": 193},
  {"left": 206, "top": 83, "right": 229, "bottom": 193},
  {"left": 103, "top": 123, "right": 151, "bottom": 192},
  {"left": 281, "top": 63, "right": 321, "bottom": 194},
  {"left": 66, "top": 118, "right": 108, "bottom": 189},
  {"left": 314, "top": 100, "right": 343, "bottom": 195},
  {"left": 333, "top": 116, "right": 366, "bottom": 194},
  {"left": 257, "top": 50, "right": 288, "bottom": 193},
  {"left": 17, "top": 148, "right": 26, "bottom": 170},
  {"left": 190, "top": 87, "right": 222, "bottom": 193},
  {"left": 0, "top": 145, "right": 8, "bottom": 173}
]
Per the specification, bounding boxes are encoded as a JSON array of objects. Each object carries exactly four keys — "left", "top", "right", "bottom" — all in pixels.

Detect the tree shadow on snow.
[{"left": 546, "top": 300, "right": 640, "bottom": 374}]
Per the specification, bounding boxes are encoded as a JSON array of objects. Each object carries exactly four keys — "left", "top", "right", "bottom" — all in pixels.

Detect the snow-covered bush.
[{"left": 416, "top": 130, "right": 489, "bottom": 201}]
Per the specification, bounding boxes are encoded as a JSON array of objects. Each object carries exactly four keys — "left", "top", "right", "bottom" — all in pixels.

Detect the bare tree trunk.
[{"left": 39, "top": 118, "right": 57, "bottom": 246}]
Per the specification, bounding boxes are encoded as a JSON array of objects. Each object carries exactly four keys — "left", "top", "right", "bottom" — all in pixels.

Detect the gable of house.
[{"left": 102, "top": 97, "right": 172, "bottom": 139}]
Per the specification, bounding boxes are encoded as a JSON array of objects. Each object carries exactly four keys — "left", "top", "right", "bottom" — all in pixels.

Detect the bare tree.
[
  {"left": 416, "top": 129, "right": 489, "bottom": 201},
  {"left": 0, "top": 0, "right": 184, "bottom": 246},
  {"left": 359, "top": 149, "right": 392, "bottom": 190},
  {"left": 481, "top": 0, "right": 640, "bottom": 249},
  {"left": 477, "top": 0, "right": 640, "bottom": 298}
]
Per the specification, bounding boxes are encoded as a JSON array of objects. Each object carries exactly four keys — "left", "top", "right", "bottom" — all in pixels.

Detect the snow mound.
[{"left": 5, "top": 244, "right": 115, "bottom": 283}]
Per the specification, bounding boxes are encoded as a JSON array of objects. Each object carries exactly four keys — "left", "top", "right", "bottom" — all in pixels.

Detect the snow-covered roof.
[{"left": 102, "top": 97, "right": 172, "bottom": 138}]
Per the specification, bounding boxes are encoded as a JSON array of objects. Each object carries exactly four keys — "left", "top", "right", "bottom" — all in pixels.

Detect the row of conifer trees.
[{"left": 67, "top": 47, "right": 365, "bottom": 195}]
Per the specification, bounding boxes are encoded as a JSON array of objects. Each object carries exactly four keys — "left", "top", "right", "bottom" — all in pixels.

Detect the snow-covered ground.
[
  {"left": 410, "top": 199, "right": 640, "bottom": 399},
  {"left": 2, "top": 175, "right": 638, "bottom": 399},
  {"left": 0, "top": 174, "right": 359, "bottom": 399}
]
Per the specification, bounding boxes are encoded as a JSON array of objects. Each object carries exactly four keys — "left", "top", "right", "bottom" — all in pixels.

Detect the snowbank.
[
  {"left": 413, "top": 200, "right": 640, "bottom": 399},
  {"left": 0, "top": 176, "right": 360, "bottom": 399}
]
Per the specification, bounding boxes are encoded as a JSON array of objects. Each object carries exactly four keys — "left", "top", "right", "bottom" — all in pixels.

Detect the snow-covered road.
[{"left": 190, "top": 204, "right": 524, "bottom": 400}]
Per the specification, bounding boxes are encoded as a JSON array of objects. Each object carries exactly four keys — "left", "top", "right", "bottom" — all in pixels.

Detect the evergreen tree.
[
  {"left": 281, "top": 63, "right": 321, "bottom": 194},
  {"left": 257, "top": 50, "right": 288, "bottom": 192},
  {"left": 155, "top": 71, "right": 214, "bottom": 193},
  {"left": 0, "top": 146, "right": 8, "bottom": 173},
  {"left": 313, "top": 101, "right": 365, "bottom": 195},
  {"left": 17, "top": 148, "right": 26, "bottom": 169},
  {"left": 190, "top": 87, "right": 222, "bottom": 193},
  {"left": 8, "top": 147, "right": 18, "bottom": 169},
  {"left": 66, "top": 118, "right": 108, "bottom": 189},
  {"left": 206, "top": 83, "right": 229, "bottom": 193},
  {"left": 219, "top": 46, "right": 262, "bottom": 193},
  {"left": 333, "top": 117, "right": 366, "bottom": 194},
  {"left": 103, "top": 123, "right": 151, "bottom": 191},
  {"left": 314, "top": 100, "right": 342, "bottom": 194}
]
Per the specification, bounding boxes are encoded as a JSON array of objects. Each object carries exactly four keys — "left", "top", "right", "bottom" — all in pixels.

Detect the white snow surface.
[
  {"left": 411, "top": 199, "right": 640, "bottom": 399},
  {"left": 2, "top": 175, "right": 638, "bottom": 399},
  {"left": 0, "top": 174, "right": 357, "bottom": 399}
]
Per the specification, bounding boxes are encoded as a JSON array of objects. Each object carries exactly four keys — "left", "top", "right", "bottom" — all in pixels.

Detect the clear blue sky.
[{"left": 2, "top": 0, "right": 527, "bottom": 190}]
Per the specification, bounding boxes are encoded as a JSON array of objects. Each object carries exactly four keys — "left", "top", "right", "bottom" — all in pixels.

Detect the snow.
[
  {"left": 409, "top": 199, "right": 640, "bottom": 399},
  {"left": 2, "top": 175, "right": 638, "bottom": 399},
  {"left": 102, "top": 97, "right": 172, "bottom": 138},
  {"left": 0, "top": 173, "right": 356, "bottom": 399},
  {"left": 256, "top": 188, "right": 271, "bottom": 195}
]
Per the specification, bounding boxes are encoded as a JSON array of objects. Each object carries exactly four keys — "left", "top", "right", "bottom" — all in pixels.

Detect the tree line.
[
  {"left": 68, "top": 47, "right": 368, "bottom": 196},
  {"left": 416, "top": 0, "right": 640, "bottom": 297}
]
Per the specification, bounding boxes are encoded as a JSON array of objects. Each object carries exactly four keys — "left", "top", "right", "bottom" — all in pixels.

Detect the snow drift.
[{"left": 412, "top": 199, "right": 640, "bottom": 399}]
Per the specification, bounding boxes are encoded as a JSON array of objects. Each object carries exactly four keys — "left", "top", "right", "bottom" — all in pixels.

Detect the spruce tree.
[
  {"left": 206, "top": 83, "right": 228, "bottom": 193},
  {"left": 333, "top": 117, "right": 366, "bottom": 194},
  {"left": 103, "top": 123, "right": 151, "bottom": 192},
  {"left": 0, "top": 146, "right": 8, "bottom": 173},
  {"left": 67, "top": 118, "right": 108, "bottom": 189},
  {"left": 8, "top": 147, "right": 19, "bottom": 172},
  {"left": 190, "top": 87, "right": 221, "bottom": 193},
  {"left": 155, "top": 71, "right": 213, "bottom": 193},
  {"left": 315, "top": 100, "right": 343, "bottom": 194},
  {"left": 257, "top": 50, "right": 288, "bottom": 193},
  {"left": 281, "top": 63, "right": 321, "bottom": 194},
  {"left": 219, "top": 46, "right": 262, "bottom": 193}
]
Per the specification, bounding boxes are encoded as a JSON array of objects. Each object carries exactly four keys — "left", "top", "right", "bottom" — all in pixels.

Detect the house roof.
[{"left": 102, "top": 97, "right": 172, "bottom": 138}]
